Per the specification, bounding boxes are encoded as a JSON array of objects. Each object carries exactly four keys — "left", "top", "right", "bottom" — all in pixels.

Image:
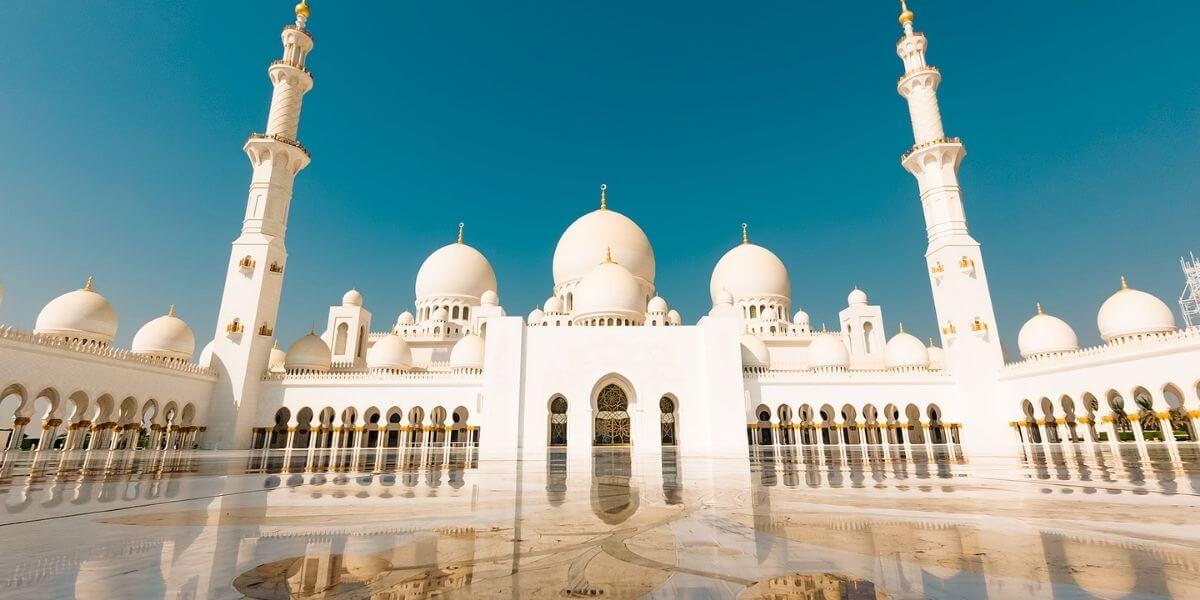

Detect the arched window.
[
  {"left": 749, "top": 306, "right": 758, "bottom": 318},
  {"left": 452, "top": 306, "right": 460, "bottom": 319},
  {"left": 863, "top": 322, "right": 874, "bottom": 354},
  {"left": 660, "top": 396, "right": 677, "bottom": 446},
  {"left": 549, "top": 396, "right": 568, "bottom": 446},
  {"left": 462, "top": 306, "right": 470, "bottom": 320},
  {"left": 334, "top": 323, "right": 349, "bottom": 354},
  {"left": 594, "top": 384, "right": 631, "bottom": 446},
  {"left": 356, "top": 325, "right": 366, "bottom": 358}
]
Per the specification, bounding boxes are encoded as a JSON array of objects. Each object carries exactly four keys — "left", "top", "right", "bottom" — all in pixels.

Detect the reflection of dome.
[
  {"left": 847, "top": 287, "right": 868, "bottom": 306},
  {"left": 284, "top": 332, "right": 331, "bottom": 372},
  {"left": 884, "top": 329, "right": 929, "bottom": 370},
  {"left": 573, "top": 257, "right": 646, "bottom": 322},
  {"left": 342, "top": 288, "right": 363, "bottom": 306},
  {"left": 709, "top": 243, "right": 790, "bottom": 304},
  {"left": 367, "top": 333, "right": 412, "bottom": 370},
  {"left": 808, "top": 334, "right": 849, "bottom": 369},
  {"left": 1018, "top": 305, "right": 1079, "bottom": 358},
  {"left": 34, "top": 278, "right": 118, "bottom": 344},
  {"left": 1097, "top": 278, "right": 1176, "bottom": 342},
  {"left": 131, "top": 306, "right": 196, "bottom": 361},
  {"left": 740, "top": 334, "right": 771, "bottom": 369},
  {"left": 450, "top": 333, "right": 485, "bottom": 371},
  {"left": 415, "top": 243, "right": 497, "bottom": 301},
  {"left": 1059, "top": 537, "right": 1137, "bottom": 597},
  {"left": 544, "top": 296, "right": 564, "bottom": 314},
  {"left": 553, "top": 206, "right": 654, "bottom": 288},
  {"left": 268, "top": 341, "right": 286, "bottom": 372}
]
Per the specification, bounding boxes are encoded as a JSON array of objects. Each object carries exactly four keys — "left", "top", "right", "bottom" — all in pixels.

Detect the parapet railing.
[
  {"left": 747, "top": 367, "right": 952, "bottom": 382},
  {"left": 1001, "top": 326, "right": 1200, "bottom": 375},
  {"left": 0, "top": 325, "right": 217, "bottom": 377},
  {"left": 263, "top": 369, "right": 482, "bottom": 383}
]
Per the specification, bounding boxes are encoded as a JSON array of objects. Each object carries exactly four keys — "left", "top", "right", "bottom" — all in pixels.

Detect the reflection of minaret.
[
  {"left": 206, "top": 1, "right": 316, "bottom": 449},
  {"left": 895, "top": 1, "right": 1002, "bottom": 371}
]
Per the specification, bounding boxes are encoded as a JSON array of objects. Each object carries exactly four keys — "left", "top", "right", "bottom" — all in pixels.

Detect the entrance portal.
[{"left": 594, "top": 384, "right": 631, "bottom": 446}]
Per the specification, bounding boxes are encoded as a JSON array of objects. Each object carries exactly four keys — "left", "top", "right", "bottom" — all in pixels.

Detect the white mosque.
[{"left": 0, "top": 1, "right": 1197, "bottom": 460}]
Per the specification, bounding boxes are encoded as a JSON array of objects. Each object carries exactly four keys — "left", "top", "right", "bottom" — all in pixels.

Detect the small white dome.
[
  {"left": 342, "top": 289, "right": 363, "bottom": 307},
  {"left": 573, "top": 259, "right": 646, "bottom": 320},
  {"left": 847, "top": 287, "right": 868, "bottom": 306},
  {"left": 710, "top": 242, "right": 790, "bottom": 305},
  {"left": 528, "top": 308, "right": 545, "bottom": 324},
  {"left": 884, "top": 329, "right": 930, "bottom": 370},
  {"left": 808, "top": 334, "right": 850, "bottom": 370},
  {"left": 709, "top": 288, "right": 737, "bottom": 318},
  {"left": 740, "top": 334, "right": 771, "bottom": 369},
  {"left": 667, "top": 309, "right": 681, "bottom": 325},
  {"left": 367, "top": 333, "right": 412, "bottom": 370},
  {"left": 760, "top": 307, "right": 779, "bottom": 321},
  {"left": 431, "top": 307, "right": 448, "bottom": 321},
  {"left": 268, "top": 341, "right": 286, "bottom": 372},
  {"left": 415, "top": 242, "right": 498, "bottom": 302},
  {"left": 1097, "top": 278, "right": 1176, "bottom": 342},
  {"left": 647, "top": 296, "right": 668, "bottom": 313},
  {"left": 34, "top": 278, "right": 118, "bottom": 344},
  {"left": 450, "top": 333, "right": 485, "bottom": 371},
  {"left": 1018, "top": 306, "right": 1079, "bottom": 358},
  {"left": 481, "top": 289, "right": 499, "bottom": 307},
  {"left": 284, "top": 332, "right": 332, "bottom": 372},
  {"left": 131, "top": 307, "right": 195, "bottom": 361},
  {"left": 544, "top": 296, "right": 564, "bottom": 314},
  {"left": 396, "top": 311, "right": 415, "bottom": 326},
  {"left": 553, "top": 205, "right": 655, "bottom": 287},
  {"left": 199, "top": 340, "right": 215, "bottom": 369},
  {"left": 793, "top": 309, "right": 810, "bottom": 325},
  {"left": 927, "top": 340, "right": 945, "bottom": 370}
]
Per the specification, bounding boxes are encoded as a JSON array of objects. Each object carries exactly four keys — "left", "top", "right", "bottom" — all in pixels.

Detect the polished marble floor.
[{"left": 0, "top": 444, "right": 1198, "bottom": 599}]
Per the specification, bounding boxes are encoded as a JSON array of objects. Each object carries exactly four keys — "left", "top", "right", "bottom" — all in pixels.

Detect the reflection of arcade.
[
  {"left": 738, "top": 572, "right": 889, "bottom": 599},
  {"left": 233, "top": 528, "right": 477, "bottom": 599},
  {"left": 243, "top": 440, "right": 479, "bottom": 477}
]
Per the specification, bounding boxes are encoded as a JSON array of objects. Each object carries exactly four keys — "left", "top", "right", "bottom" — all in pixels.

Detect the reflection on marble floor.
[{"left": 1, "top": 444, "right": 1199, "bottom": 599}]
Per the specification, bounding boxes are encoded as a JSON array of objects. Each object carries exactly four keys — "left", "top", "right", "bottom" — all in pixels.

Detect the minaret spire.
[
  {"left": 457, "top": 222, "right": 465, "bottom": 245},
  {"left": 895, "top": 1, "right": 1001, "bottom": 371},
  {"left": 207, "top": 4, "right": 317, "bottom": 450},
  {"left": 741, "top": 223, "right": 749, "bottom": 245},
  {"left": 599, "top": 183, "right": 608, "bottom": 211}
]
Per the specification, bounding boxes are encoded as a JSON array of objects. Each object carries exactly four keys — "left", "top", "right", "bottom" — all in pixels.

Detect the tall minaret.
[
  {"left": 895, "top": 1, "right": 1002, "bottom": 371},
  {"left": 205, "top": 2, "right": 315, "bottom": 449}
]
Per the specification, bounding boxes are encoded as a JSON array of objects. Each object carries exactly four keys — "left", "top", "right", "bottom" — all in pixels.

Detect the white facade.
[{"left": 1, "top": 3, "right": 1198, "bottom": 459}]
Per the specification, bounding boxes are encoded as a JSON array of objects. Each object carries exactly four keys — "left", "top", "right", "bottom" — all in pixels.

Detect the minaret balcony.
[
  {"left": 901, "top": 136, "right": 963, "bottom": 163},
  {"left": 270, "top": 59, "right": 312, "bottom": 78},
  {"left": 897, "top": 66, "right": 941, "bottom": 95},
  {"left": 246, "top": 133, "right": 312, "bottom": 160}
]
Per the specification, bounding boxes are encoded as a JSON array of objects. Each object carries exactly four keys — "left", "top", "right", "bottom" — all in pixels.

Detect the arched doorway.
[
  {"left": 549, "top": 396, "right": 568, "bottom": 447},
  {"left": 659, "top": 396, "right": 677, "bottom": 446},
  {"left": 594, "top": 384, "right": 631, "bottom": 446}
]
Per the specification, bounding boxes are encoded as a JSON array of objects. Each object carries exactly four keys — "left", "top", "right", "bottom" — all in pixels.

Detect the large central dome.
[{"left": 553, "top": 206, "right": 655, "bottom": 288}]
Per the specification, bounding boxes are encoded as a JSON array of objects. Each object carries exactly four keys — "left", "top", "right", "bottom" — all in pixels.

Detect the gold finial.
[
  {"left": 599, "top": 183, "right": 608, "bottom": 211},
  {"left": 928, "top": 337, "right": 935, "bottom": 347},
  {"left": 273, "top": 339, "right": 280, "bottom": 349},
  {"left": 457, "top": 222, "right": 464, "bottom": 245},
  {"left": 295, "top": 0, "right": 310, "bottom": 21},
  {"left": 821, "top": 323, "right": 827, "bottom": 333},
  {"left": 310, "top": 322, "right": 317, "bottom": 335},
  {"left": 1036, "top": 302, "right": 1044, "bottom": 315},
  {"left": 604, "top": 246, "right": 614, "bottom": 264},
  {"left": 741, "top": 223, "right": 749, "bottom": 245},
  {"left": 168, "top": 304, "right": 176, "bottom": 317},
  {"left": 1120, "top": 275, "right": 1129, "bottom": 290},
  {"left": 898, "top": 322, "right": 905, "bottom": 334},
  {"left": 83, "top": 276, "right": 94, "bottom": 291},
  {"left": 899, "top": 0, "right": 914, "bottom": 26}
]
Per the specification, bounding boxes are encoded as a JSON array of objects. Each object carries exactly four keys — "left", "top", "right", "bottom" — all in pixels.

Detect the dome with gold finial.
[
  {"left": 571, "top": 248, "right": 646, "bottom": 324},
  {"left": 709, "top": 224, "right": 791, "bottom": 305},
  {"left": 553, "top": 185, "right": 656, "bottom": 290},
  {"left": 131, "top": 305, "right": 196, "bottom": 361},
  {"left": 1097, "top": 277, "right": 1176, "bottom": 342},
  {"left": 414, "top": 224, "right": 498, "bottom": 303},
  {"left": 1018, "top": 303, "right": 1079, "bottom": 358},
  {"left": 35, "top": 277, "right": 119, "bottom": 345}
]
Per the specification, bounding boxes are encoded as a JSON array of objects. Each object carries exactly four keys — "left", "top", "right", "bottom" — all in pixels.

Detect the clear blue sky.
[{"left": 1, "top": 1, "right": 1197, "bottom": 356}]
